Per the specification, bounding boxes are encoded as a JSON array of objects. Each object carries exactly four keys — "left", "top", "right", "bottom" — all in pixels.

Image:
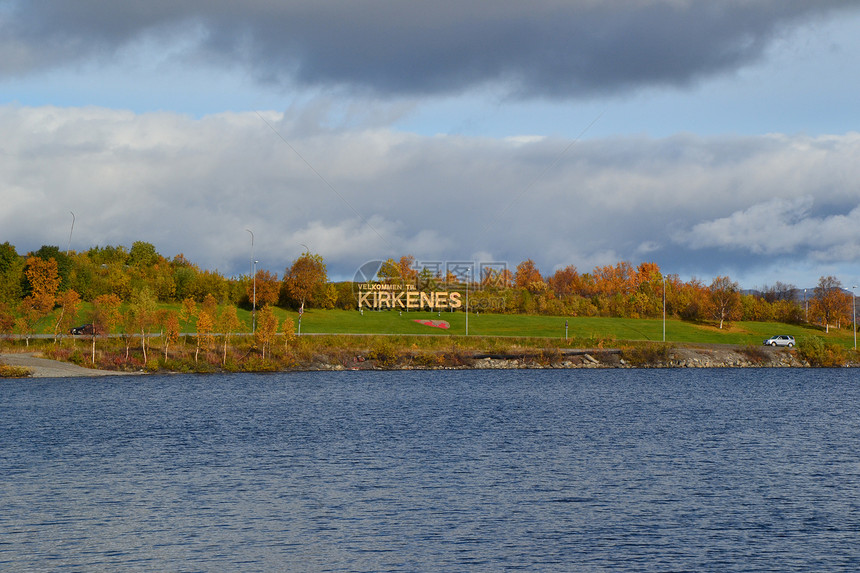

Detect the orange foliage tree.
[
  {"left": 248, "top": 269, "right": 280, "bottom": 308},
  {"left": 547, "top": 265, "right": 581, "bottom": 299},
  {"left": 514, "top": 259, "right": 545, "bottom": 293},
  {"left": 54, "top": 289, "right": 81, "bottom": 342}
]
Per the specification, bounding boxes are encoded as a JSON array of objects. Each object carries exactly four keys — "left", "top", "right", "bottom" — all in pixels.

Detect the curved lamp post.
[
  {"left": 67, "top": 211, "right": 75, "bottom": 255},
  {"left": 657, "top": 272, "right": 667, "bottom": 343},
  {"left": 246, "top": 229, "right": 256, "bottom": 333},
  {"left": 853, "top": 285, "right": 857, "bottom": 350}
]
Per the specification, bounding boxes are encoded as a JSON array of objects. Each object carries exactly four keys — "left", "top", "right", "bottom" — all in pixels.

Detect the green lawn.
[
  {"left": 289, "top": 308, "right": 849, "bottom": 347},
  {"left": 16, "top": 304, "right": 855, "bottom": 348}
]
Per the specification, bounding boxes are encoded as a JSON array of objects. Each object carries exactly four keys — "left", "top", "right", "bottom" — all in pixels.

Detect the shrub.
[
  {"left": 68, "top": 349, "right": 85, "bottom": 366},
  {"left": 367, "top": 338, "right": 400, "bottom": 368},
  {"left": 0, "top": 362, "right": 32, "bottom": 378},
  {"left": 796, "top": 336, "right": 847, "bottom": 367},
  {"left": 241, "top": 355, "right": 278, "bottom": 372},
  {"left": 411, "top": 351, "right": 443, "bottom": 368},
  {"left": 535, "top": 348, "right": 562, "bottom": 366},
  {"left": 622, "top": 343, "right": 671, "bottom": 366}
]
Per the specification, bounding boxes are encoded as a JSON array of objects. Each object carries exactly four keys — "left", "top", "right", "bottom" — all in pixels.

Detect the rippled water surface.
[{"left": 2, "top": 368, "right": 860, "bottom": 571}]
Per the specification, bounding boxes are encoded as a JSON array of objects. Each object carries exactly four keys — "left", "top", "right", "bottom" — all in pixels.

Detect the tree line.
[
  {"left": 0, "top": 242, "right": 854, "bottom": 340},
  {"left": 372, "top": 255, "right": 851, "bottom": 332}
]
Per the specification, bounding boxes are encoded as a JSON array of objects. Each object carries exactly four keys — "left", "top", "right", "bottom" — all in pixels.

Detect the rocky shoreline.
[
  {"left": 312, "top": 345, "right": 814, "bottom": 371},
  {"left": 0, "top": 345, "right": 838, "bottom": 378}
]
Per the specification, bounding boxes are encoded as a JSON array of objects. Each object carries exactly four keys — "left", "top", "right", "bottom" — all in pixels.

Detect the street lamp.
[
  {"left": 465, "top": 266, "right": 471, "bottom": 336},
  {"left": 67, "top": 211, "right": 75, "bottom": 255},
  {"left": 662, "top": 274, "right": 666, "bottom": 343},
  {"left": 246, "top": 229, "right": 256, "bottom": 333},
  {"left": 853, "top": 285, "right": 857, "bottom": 350},
  {"left": 252, "top": 260, "right": 258, "bottom": 334}
]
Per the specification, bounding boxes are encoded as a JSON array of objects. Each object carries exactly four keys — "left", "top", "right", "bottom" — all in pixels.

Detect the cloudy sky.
[{"left": 2, "top": 1, "right": 860, "bottom": 288}]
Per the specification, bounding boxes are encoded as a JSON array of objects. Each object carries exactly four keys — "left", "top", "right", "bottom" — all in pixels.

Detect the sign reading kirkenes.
[{"left": 356, "top": 283, "right": 462, "bottom": 310}]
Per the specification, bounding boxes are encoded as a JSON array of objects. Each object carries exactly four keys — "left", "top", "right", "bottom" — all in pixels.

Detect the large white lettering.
[{"left": 358, "top": 285, "right": 465, "bottom": 310}]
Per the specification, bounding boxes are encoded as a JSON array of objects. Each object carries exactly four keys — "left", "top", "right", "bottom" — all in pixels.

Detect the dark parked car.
[
  {"left": 763, "top": 335, "right": 795, "bottom": 347},
  {"left": 69, "top": 324, "right": 96, "bottom": 336}
]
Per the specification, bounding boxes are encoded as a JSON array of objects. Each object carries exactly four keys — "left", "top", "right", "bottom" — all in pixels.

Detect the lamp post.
[
  {"left": 252, "top": 259, "right": 258, "bottom": 334},
  {"left": 246, "top": 229, "right": 256, "bottom": 333},
  {"left": 662, "top": 274, "right": 666, "bottom": 343},
  {"left": 67, "top": 211, "right": 75, "bottom": 255},
  {"left": 853, "top": 285, "right": 857, "bottom": 350},
  {"left": 465, "top": 266, "right": 470, "bottom": 336}
]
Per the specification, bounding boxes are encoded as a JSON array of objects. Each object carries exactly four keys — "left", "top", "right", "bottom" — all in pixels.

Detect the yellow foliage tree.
[
  {"left": 24, "top": 256, "right": 60, "bottom": 314},
  {"left": 255, "top": 305, "right": 279, "bottom": 360},
  {"left": 218, "top": 305, "right": 242, "bottom": 365},
  {"left": 195, "top": 309, "right": 214, "bottom": 364}
]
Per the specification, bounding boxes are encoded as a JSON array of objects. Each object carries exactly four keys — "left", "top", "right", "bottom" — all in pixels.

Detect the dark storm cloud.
[{"left": 3, "top": 0, "right": 858, "bottom": 97}]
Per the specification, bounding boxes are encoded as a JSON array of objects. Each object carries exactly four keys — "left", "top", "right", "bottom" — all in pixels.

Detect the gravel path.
[{"left": 1, "top": 353, "right": 134, "bottom": 378}]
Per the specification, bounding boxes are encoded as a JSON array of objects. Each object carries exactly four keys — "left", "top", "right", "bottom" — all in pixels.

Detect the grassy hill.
[
  {"left": 281, "top": 308, "right": 848, "bottom": 348},
  {"left": 11, "top": 304, "right": 855, "bottom": 348}
]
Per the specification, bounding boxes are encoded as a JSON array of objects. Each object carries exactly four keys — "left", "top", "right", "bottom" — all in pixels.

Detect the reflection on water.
[{"left": 2, "top": 369, "right": 860, "bottom": 571}]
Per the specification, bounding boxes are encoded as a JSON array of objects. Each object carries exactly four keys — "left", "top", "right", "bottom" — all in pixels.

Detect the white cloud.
[
  {"left": 3, "top": 104, "right": 860, "bottom": 286},
  {"left": 679, "top": 197, "right": 860, "bottom": 263},
  {"left": 679, "top": 196, "right": 816, "bottom": 254}
]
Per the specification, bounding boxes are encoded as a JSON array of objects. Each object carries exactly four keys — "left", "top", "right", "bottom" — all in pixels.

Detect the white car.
[{"left": 763, "top": 335, "right": 795, "bottom": 347}]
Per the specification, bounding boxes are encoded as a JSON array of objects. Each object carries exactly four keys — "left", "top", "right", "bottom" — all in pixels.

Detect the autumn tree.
[
  {"left": 198, "top": 294, "right": 219, "bottom": 359},
  {"left": 514, "top": 259, "right": 545, "bottom": 294},
  {"left": 318, "top": 282, "right": 338, "bottom": 309},
  {"left": 592, "top": 261, "right": 635, "bottom": 298},
  {"left": 812, "top": 275, "right": 849, "bottom": 333},
  {"left": 0, "top": 302, "right": 14, "bottom": 339},
  {"left": 24, "top": 256, "right": 60, "bottom": 313},
  {"left": 90, "top": 293, "right": 122, "bottom": 363},
  {"left": 159, "top": 309, "right": 181, "bottom": 361},
  {"left": 128, "top": 241, "right": 160, "bottom": 268},
  {"left": 547, "top": 265, "right": 581, "bottom": 299},
  {"left": 741, "top": 293, "right": 774, "bottom": 322},
  {"left": 201, "top": 293, "right": 218, "bottom": 318},
  {"left": 247, "top": 269, "right": 280, "bottom": 308},
  {"left": 398, "top": 256, "right": 418, "bottom": 287},
  {"left": 282, "top": 316, "right": 296, "bottom": 351},
  {"left": 32, "top": 246, "right": 72, "bottom": 292},
  {"left": 377, "top": 258, "right": 401, "bottom": 283},
  {"left": 282, "top": 252, "right": 327, "bottom": 311},
  {"left": 53, "top": 289, "right": 81, "bottom": 342},
  {"left": 218, "top": 305, "right": 242, "bottom": 366},
  {"left": 195, "top": 309, "right": 214, "bottom": 364},
  {"left": 180, "top": 297, "right": 197, "bottom": 325},
  {"left": 630, "top": 262, "right": 663, "bottom": 318},
  {"left": 13, "top": 301, "right": 41, "bottom": 347},
  {"left": 708, "top": 276, "right": 742, "bottom": 329},
  {"left": 255, "top": 305, "right": 279, "bottom": 360},
  {"left": 0, "top": 242, "right": 24, "bottom": 304},
  {"left": 128, "top": 286, "right": 158, "bottom": 363}
]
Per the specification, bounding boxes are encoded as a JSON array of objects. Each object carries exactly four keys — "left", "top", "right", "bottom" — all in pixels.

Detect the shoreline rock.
[{"left": 4, "top": 344, "right": 852, "bottom": 378}]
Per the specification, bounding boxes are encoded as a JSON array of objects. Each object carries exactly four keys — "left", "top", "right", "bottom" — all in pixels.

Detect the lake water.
[{"left": 2, "top": 368, "right": 860, "bottom": 572}]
